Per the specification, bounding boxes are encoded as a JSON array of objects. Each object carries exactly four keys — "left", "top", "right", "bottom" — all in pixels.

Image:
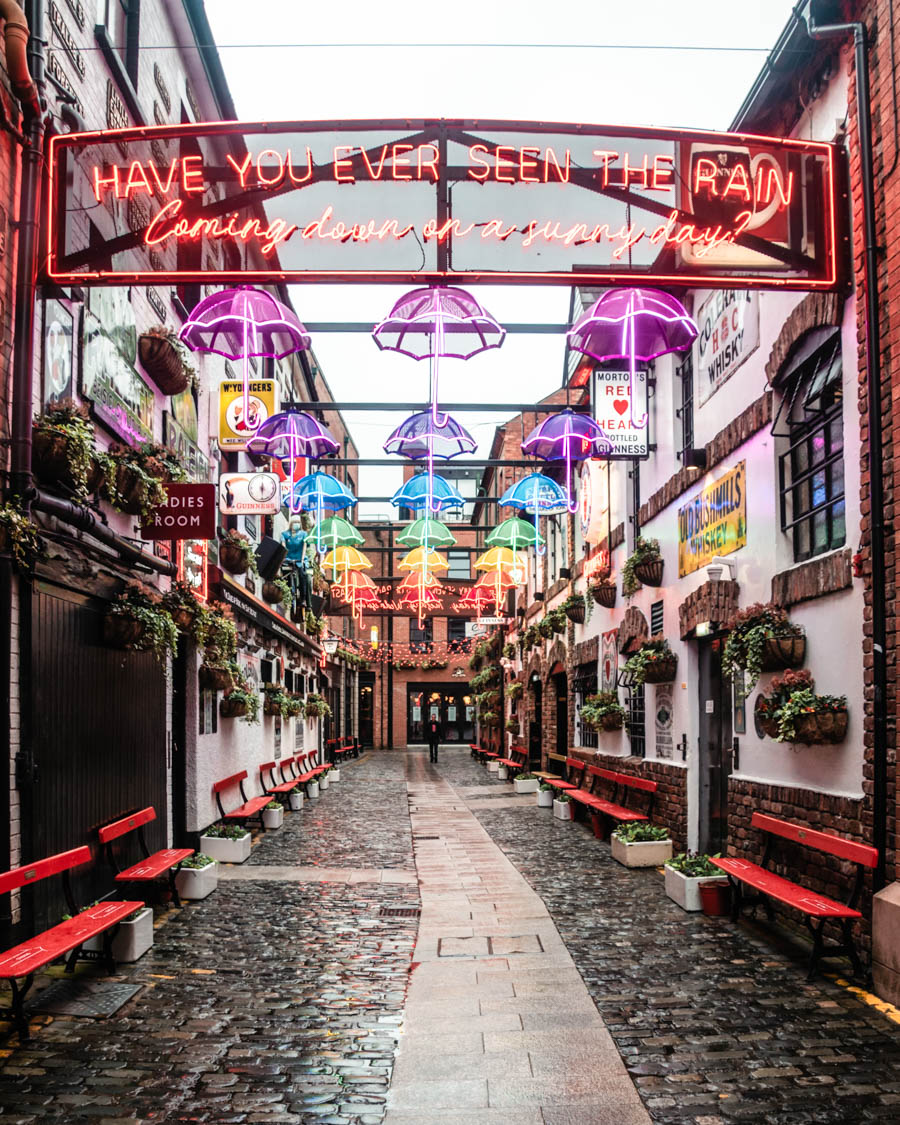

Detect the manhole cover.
[
  {"left": 26, "top": 979, "right": 141, "bottom": 1018},
  {"left": 379, "top": 906, "right": 421, "bottom": 919}
]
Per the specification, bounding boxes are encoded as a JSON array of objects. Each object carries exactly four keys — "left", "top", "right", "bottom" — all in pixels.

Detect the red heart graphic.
[{"left": 612, "top": 399, "right": 628, "bottom": 415}]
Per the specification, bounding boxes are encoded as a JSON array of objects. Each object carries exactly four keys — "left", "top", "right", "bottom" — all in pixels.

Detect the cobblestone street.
[{"left": 1, "top": 747, "right": 900, "bottom": 1124}]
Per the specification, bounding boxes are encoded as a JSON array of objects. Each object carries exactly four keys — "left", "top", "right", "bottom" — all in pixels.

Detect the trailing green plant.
[
  {"left": 196, "top": 602, "right": 238, "bottom": 658},
  {"left": 265, "top": 800, "right": 283, "bottom": 811},
  {"left": 221, "top": 684, "right": 260, "bottom": 723},
  {"left": 479, "top": 710, "right": 500, "bottom": 727},
  {"left": 180, "top": 853, "right": 214, "bottom": 869},
  {"left": 516, "top": 772, "right": 536, "bottom": 781},
  {"left": 562, "top": 593, "right": 584, "bottom": 615},
  {"left": 722, "top": 602, "right": 804, "bottom": 692},
  {"left": 263, "top": 688, "right": 294, "bottom": 718},
  {"left": 161, "top": 581, "right": 207, "bottom": 637},
  {"left": 32, "top": 399, "right": 96, "bottom": 498},
  {"left": 304, "top": 692, "right": 331, "bottom": 719},
  {"left": 665, "top": 852, "right": 721, "bottom": 877},
  {"left": 502, "top": 642, "right": 516, "bottom": 659},
  {"left": 505, "top": 681, "right": 523, "bottom": 700},
  {"left": 421, "top": 658, "right": 449, "bottom": 670},
  {"left": 538, "top": 616, "right": 554, "bottom": 638},
  {"left": 505, "top": 718, "right": 520, "bottom": 734},
  {"left": 772, "top": 689, "right": 848, "bottom": 743},
  {"left": 0, "top": 500, "right": 42, "bottom": 572},
  {"left": 524, "top": 624, "right": 540, "bottom": 650},
  {"left": 549, "top": 607, "right": 567, "bottom": 633},
  {"left": 622, "top": 636, "right": 677, "bottom": 685},
  {"left": 269, "top": 576, "right": 291, "bottom": 608},
  {"left": 202, "top": 825, "right": 249, "bottom": 839},
  {"left": 106, "top": 582, "right": 178, "bottom": 662},
  {"left": 304, "top": 609, "right": 324, "bottom": 636},
  {"left": 101, "top": 441, "right": 188, "bottom": 520},
  {"left": 219, "top": 528, "right": 259, "bottom": 576},
  {"left": 622, "top": 537, "right": 662, "bottom": 597},
  {"left": 579, "top": 691, "right": 626, "bottom": 730},
  {"left": 612, "top": 822, "right": 670, "bottom": 843}
]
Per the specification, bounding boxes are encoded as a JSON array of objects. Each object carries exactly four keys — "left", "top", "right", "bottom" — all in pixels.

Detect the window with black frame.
[
  {"left": 409, "top": 617, "right": 433, "bottom": 649},
  {"left": 776, "top": 329, "right": 845, "bottom": 562},
  {"left": 676, "top": 352, "right": 694, "bottom": 463},
  {"left": 625, "top": 683, "right": 646, "bottom": 758},
  {"left": 574, "top": 666, "right": 598, "bottom": 749}
]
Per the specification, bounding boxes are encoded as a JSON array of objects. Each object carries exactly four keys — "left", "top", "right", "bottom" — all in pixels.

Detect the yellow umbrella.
[
  {"left": 322, "top": 546, "right": 373, "bottom": 595},
  {"left": 474, "top": 546, "right": 528, "bottom": 584},
  {"left": 398, "top": 546, "right": 449, "bottom": 571}
]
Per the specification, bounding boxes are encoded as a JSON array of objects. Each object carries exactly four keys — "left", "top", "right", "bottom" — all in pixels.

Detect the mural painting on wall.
[
  {"left": 677, "top": 460, "right": 746, "bottom": 578},
  {"left": 601, "top": 630, "right": 618, "bottom": 693},
  {"left": 655, "top": 683, "right": 674, "bottom": 759}
]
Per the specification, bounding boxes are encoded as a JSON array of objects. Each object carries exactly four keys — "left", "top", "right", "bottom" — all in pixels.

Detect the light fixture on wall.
[
  {"left": 705, "top": 556, "right": 736, "bottom": 583},
  {"left": 559, "top": 566, "right": 572, "bottom": 579},
  {"left": 679, "top": 448, "right": 707, "bottom": 471},
  {"left": 322, "top": 636, "right": 339, "bottom": 656}
]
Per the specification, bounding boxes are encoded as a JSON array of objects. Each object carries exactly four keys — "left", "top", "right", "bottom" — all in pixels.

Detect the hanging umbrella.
[
  {"left": 398, "top": 547, "right": 450, "bottom": 573},
  {"left": 473, "top": 570, "right": 517, "bottom": 608},
  {"left": 391, "top": 473, "right": 464, "bottom": 513},
  {"left": 567, "top": 288, "right": 698, "bottom": 427},
  {"left": 322, "top": 546, "right": 373, "bottom": 598},
  {"left": 290, "top": 472, "right": 357, "bottom": 554},
  {"left": 315, "top": 516, "right": 364, "bottom": 558},
  {"left": 337, "top": 571, "right": 380, "bottom": 618},
  {"left": 455, "top": 583, "right": 497, "bottom": 616},
  {"left": 475, "top": 547, "right": 528, "bottom": 610},
  {"left": 397, "top": 517, "right": 457, "bottom": 549},
  {"left": 180, "top": 285, "right": 310, "bottom": 429},
  {"left": 486, "top": 516, "right": 543, "bottom": 551},
  {"left": 373, "top": 286, "right": 505, "bottom": 426},
  {"left": 521, "top": 408, "right": 612, "bottom": 512},
  {"left": 247, "top": 409, "right": 339, "bottom": 514},
  {"left": 499, "top": 472, "right": 569, "bottom": 555},
  {"left": 384, "top": 411, "right": 477, "bottom": 459}
]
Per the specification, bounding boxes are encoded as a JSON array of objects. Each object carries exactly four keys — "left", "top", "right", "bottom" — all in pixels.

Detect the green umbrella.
[
  {"left": 486, "top": 516, "right": 544, "bottom": 551},
  {"left": 397, "top": 517, "right": 457, "bottom": 549},
  {"left": 315, "top": 516, "right": 364, "bottom": 552}
]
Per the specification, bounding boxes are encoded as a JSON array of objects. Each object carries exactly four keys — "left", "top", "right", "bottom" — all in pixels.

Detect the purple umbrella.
[
  {"left": 521, "top": 409, "right": 612, "bottom": 512},
  {"left": 180, "top": 286, "right": 311, "bottom": 426},
  {"left": 247, "top": 409, "right": 339, "bottom": 514},
  {"left": 567, "top": 288, "right": 698, "bottom": 427},
  {"left": 373, "top": 286, "right": 505, "bottom": 426},
  {"left": 383, "top": 411, "right": 477, "bottom": 460}
]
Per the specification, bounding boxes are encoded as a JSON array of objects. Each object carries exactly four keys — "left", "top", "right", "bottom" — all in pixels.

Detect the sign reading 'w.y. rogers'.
[{"left": 46, "top": 119, "right": 840, "bottom": 289}]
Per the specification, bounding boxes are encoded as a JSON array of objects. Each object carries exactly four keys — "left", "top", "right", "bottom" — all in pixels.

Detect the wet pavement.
[{"left": 2, "top": 746, "right": 900, "bottom": 1124}]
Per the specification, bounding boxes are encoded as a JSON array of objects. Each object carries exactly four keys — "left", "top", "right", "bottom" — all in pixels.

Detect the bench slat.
[
  {"left": 713, "top": 857, "right": 861, "bottom": 919},
  {"left": 115, "top": 849, "right": 194, "bottom": 882},
  {"left": 0, "top": 901, "right": 145, "bottom": 978},
  {"left": 751, "top": 812, "right": 878, "bottom": 868},
  {"left": 213, "top": 771, "right": 248, "bottom": 793},
  {"left": 98, "top": 807, "right": 157, "bottom": 845},
  {"left": 0, "top": 846, "right": 92, "bottom": 896},
  {"left": 225, "top": 796, "right": 269, "bottom": 819}
]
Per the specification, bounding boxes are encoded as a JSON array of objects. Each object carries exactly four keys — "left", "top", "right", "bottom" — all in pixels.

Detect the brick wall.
[
  {"left": 678, "top": 580, "right": 740, "bottom": 640},
  {"left": 771, "top": 549, "right": 853, "bottom": 608}
]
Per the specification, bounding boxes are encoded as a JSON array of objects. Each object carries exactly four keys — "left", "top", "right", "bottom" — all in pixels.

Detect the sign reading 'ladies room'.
[{"left": 47, "top": 119, "right": 839, "bottom": 289}]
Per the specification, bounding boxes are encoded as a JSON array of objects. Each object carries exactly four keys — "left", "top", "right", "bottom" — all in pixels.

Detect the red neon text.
[{"left": 144, "top": 199, "right": 297, "bottom": 255}]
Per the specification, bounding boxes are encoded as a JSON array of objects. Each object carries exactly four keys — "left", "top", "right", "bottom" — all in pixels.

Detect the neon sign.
[{"left": 47, "top": 119, "right": 840, "bottom": 289}]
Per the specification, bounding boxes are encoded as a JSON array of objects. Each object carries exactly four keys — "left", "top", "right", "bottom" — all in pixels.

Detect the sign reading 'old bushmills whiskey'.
[{"left": 47, "top": 119, "right": 840, "bottom": 289}]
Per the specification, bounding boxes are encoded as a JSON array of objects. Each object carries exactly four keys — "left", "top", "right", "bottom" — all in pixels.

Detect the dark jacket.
[{"left": 426, "top": 720, "right": 443, "bottom": 742}]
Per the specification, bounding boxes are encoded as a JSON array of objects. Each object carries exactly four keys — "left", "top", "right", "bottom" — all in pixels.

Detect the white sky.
[{"left": 205, "top": 0, "right": 798, "bottom": 516}]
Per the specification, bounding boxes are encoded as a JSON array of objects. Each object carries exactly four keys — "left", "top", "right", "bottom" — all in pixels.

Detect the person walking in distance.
[{"left": 427, "top": 715, "right": 443, "bottom": 763}]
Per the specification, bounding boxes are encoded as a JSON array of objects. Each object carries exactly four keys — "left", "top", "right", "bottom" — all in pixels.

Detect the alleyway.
[{"left": 2, "top": 748, "right": 900, "bottom": 1125}]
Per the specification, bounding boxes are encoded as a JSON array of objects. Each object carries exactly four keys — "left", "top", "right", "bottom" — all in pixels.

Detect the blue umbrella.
[
  {"left": 289, "top": 472, "right": 357, "bottom": 553},
  {"left": 499, "top": 472, "right": 569, "bottom": 555},
  {"left": 391, "top": 473, "right": 464, "bottom": 513}
]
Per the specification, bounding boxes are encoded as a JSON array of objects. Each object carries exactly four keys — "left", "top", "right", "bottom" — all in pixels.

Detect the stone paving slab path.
[{"left": 386, "top": 761, "right": 651, "bottom": 1125}]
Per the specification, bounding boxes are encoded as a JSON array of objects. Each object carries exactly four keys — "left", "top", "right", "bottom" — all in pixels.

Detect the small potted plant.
[
  {"left": 218, "top": 528, "right": 258, "bottom": 576},
  {"left": 319, "top": 767, "right": 331, "bottom": 790},
  {"left": 611, "top": 822, "right": 673, "bottom": 867},
  {"left": 664, "top": 852, "right": 723, "bottom": 911},
  {"left": 622, "top": 636, "right": 678, "bottom": 685},
  {"left": 220, "top": 684, "right": 260, "bottom": 722},
  {"left": 307, "top": 777, "right": 320, "bottom": 799},
  {"left": 32, "top": 400, "right": 96, "bottom": 496},
  {"left": 580, "top": 691, "right": 626, "bottom": 732},
  {"left": 505, "top": 681, "right": 523, "bottom": 702},
  {"left": 553, "top": 791, "right": 574, "bottom": 820},
  {"left": 774, "top": 688, "right": 849, "bottom": 745},
  {"left": 304, "top": 693, "right": 331, "bottom": 720},
  {"left": 623, "top": 537, "right": 663, "bottom": 595},
  {"left": 262, "top": 800, "right": 284, "bottom": 829},
  {"left": 497, "top": 761, "right": 510, "bottom": 780},
  {"left": 288, "top": 786, "right": 304, "bottom": 811},
  {"left": 589, "top": 572, "right": 617, "bottom": 608},
  {"left": 175, "top": 853, "right": 218, "bottom": 900},
  {"left": 505, "top": 717, "right": 520, "bottom": 737},
  {"left": 102, "top": 441, "right": 186, "bottom": 518},
  {"left": 104, "top": 582, "right": 178, "bottom": 663},
  {"left": 537, "top": 782, "right": 554, "bottom": 808},
  {"left": 514, "top": 771, "right": 539, "bottom": 795},
  {"left": 199, "top": 824, "right": 252, "bottom": 864},
  {"left": 85, "top": 904, "right": 154, "bottom": 962},
  {"left": 138, "top": 325, "right": 195, "bottom": 395},
  {"left": 563, "top": 593, "right": 586, "bottom": 625},
  {"left": 0, "top": 500, "right": 42, "bottom": 573},
  {"left": 722, "top": 602, "right": 806, "bottom": 691}
]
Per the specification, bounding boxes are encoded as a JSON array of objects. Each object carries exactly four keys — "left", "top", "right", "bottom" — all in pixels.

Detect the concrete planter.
[
  {"left": 664, "top": 866, "right": 723, "bottom": 911},
  {"left": 199, "top": 832, "right": 251, "bottom": 864},
  {"left": 331, "top": 768, "right": 341, "bottom": 782},
  {"left": 553, "top": 799, "right": 573, "bottom": 820},
  {"left": 537, "top": 789, "right": 554, "bottom": 807},
  {"left": 487, "top": 760, "right": 500, "bottom": 773},
  {"left": 262, "top": 806, "right": 284, "bottom": 830},
  {"left": 175, "top": 860, "right": 218, "bottom": 901},
  {"left": 288, "top": 790, "right": 304, "bottom": 811},
  {"left": 85, "top": 906, "right": 154, "bottom": 962},
  {"left": 498, "top": 765, "right": 509, "bottom": 779},
  {"left": 611, "top": 836, "right": 673, "bottom": 868},
  {"left": 320, "top": 775, "right": 330, "bottom": 790},
  {"left": 515, "top": 778, "right": 539, "bottom": 794},
  {"left": 307, "top": 781, "right": 320, "bottom": 799}
]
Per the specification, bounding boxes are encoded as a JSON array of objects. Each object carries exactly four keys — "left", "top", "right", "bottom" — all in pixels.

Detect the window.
[
  {"left": 409, "top": 618, "right": 433, "bottom": 647},
  {"left": 575, "top": 667, "right": 598, "bottom": 749},
  {"left": 548, "top": 517, "right": 559, "bottom": 584},
  {"left": 625, "top": 683, "right": 646, "bottom": 758},
  {"left": 447, "top": 618, "right": 467, "bottom": 643},
  {"left": 447, "top": 550, "right": 470, "bottom": 579},
  {"left": 105, "top": 1, "right": 140, "bottom": 86},
  {"left": 676, "top": 352, "right": 694, "bottom": 462},
  {"left": 777, "top": 331, "right": 845, "bottom": 562},
  {"left": 650, "top": 601, "right": 664, "bottom": 636}
]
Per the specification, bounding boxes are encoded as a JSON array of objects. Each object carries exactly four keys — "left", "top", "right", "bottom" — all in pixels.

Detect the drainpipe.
[{"left": 807, "top": 8, "right": 888, "bottom": 891}]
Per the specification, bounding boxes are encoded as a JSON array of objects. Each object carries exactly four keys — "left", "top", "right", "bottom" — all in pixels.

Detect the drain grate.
[
  {"left": 26, "top": 979, "right": 141, "bottom": 1018},
  {"left": 379, "top": 906, "right": 421, "bottom": 919}
]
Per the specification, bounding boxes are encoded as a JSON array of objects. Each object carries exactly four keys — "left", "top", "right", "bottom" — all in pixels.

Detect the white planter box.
[
  {"left": 175, "top": 861, "right": 218, "bottom": 901},
  {"left": 307, "top": 781, "right": 320, "bottom": 799},
  {"left": 288, "top": 790, "right": 304, "bottom": 811},
  {"left": 331, "top": 768, "right": 340, "bottom": 782},
  {"left": 515, "top": 778, "right": 539, "bottom": 794},
  {"left": 664, "top": 866, "right": 723, "bottom": 911},
  {"left": 487, "top": 761, "right": 500, "bottom": 773},
  {"left": 553, "top": 799, "right": 573, "bottom": 820},
  {"left": 85, "top": 906, "right": 154, "bottom": 962},
  {"left": 537, "top": 790, "right": 554, "bottom": 807},
  {"left": 611, "top": 836, "right": 673, "bottom": 868},
  {"left": 498, "top": 765, "right": 509, "bottom": 779},
  {"left": 199, "top": 832, "right": 251, "bottom": 864},
  {"left": 262, "top": 806, "right": 284, "bottom": 830},
  {"left": 320, "top": 775, "right": 330, "bottom": 790}
]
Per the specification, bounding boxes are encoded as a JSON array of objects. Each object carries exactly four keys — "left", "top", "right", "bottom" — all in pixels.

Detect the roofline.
[{"left": 729, "top": 1, "right": 811, "bottom": 131}]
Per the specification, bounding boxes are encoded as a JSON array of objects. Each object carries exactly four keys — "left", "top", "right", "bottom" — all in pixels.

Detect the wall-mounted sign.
[
  {"left": 81, "top": 289, "right": 154, "bottom": 445},
  {"left": 176, "top": 538, "right": 208, "bottom": 602},
  {"left": 141, "top": 483, "right": 217, "bottom": 540},
  {"left": 694, "top": 291, "right": 760, "bottom": 405},
  {"left": 580, "top": 459, "right": 610, "bottom": 545},
  {"left": 218, "top": 379, "right": 276, "bottom": 450},
  {"left": 164, "top": 413, "right": 209, "bottom": 483},
  {"left": 601, "top": 631, "right": 618, "bottom": 694},
  {"left": 47, "top": 119, "right": 838, "bottom": 289},
  {"left": 677, "top": 460, "right": 746, "bottom": 577},
  {"left": 591, "top": 369, "right": 649, "bottom": 458},
  {"left": 655, "top": 683, "right": 674, "bottom": 759},
  {"left": 42, "top": 298, "right": 74, "bottom": 406},
  {"left": 219, "top": 471, "right": 281, "bottom": 514}
]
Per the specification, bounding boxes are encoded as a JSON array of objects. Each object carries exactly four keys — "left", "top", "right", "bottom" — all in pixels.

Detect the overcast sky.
[{"left": 205, "top": 0, "right": 799, "bottom": 515}]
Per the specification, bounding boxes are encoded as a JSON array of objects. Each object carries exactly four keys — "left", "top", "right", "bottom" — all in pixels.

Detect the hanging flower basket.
[
  {"left": 102, "top": 613, "right": 145, "bottom": 648},
  {"left": 538, "top": 618, "right": 554, "bottom": 639},
  {"left": 113, "top": 463, "right": 152, "bottom": 515},
  {"left": 198, "top": 663, "right": 234, "bottom": 692},
  {"left": 32, "top": 429, "right": 76, "bottom": 487},
  {"left": 760, "top": 634, "right": 807, "bottom": 672},
  {"left": 633, "top": 558, "right": 664, "bottom": 587},
  {"left": 563, "top": 594, "right": 585, "bottom": 624},
  {"left": 138, "top": 332, "right": 190, "bottom": 395},
  {"left": 794, "top": 709, "right": 849, "bottom": 745},
  {"left": 600, "top": 710, "right": 626, "bottom": 731},
  {"left": 591, "top": 583, "right": 617, "bottom": 608},
  {"left": 220, "top": 695, "right": 249, "bottom": 719},
  {"left": 219, "top": 542, "right": 247, "bottom": 574},
  {"left": 642, "top": 656, "right": 678, "bottom": 683},
  {"left": 169, "top": 606, "right": 195, "bottom": 632},
  {"left": 261, "top": 580, "right": 282, "bottom": 604}
]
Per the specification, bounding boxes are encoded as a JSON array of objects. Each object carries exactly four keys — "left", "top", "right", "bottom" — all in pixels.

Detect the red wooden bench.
[
  {"left": 299, "top": 750, "right": 329, "bottom": 778},
  {"left": 472, "top": 745, "right": 500, "bottom": 764},
  {"left": 712, "top": 812, "right": 878, "bottom": 980},
  {"left": 497, "top": 746, "right": 528, "bottom": 779},
  {"left": 99, "top": 807, "right": 194, "bottom": 907},
  {"left": 0, "top": 847, "right": 143, "bottom": 1038},
  {"left": 569, "top": 767, "right": 654, "bottom": 837},
  {"left": 213, "top": 770, "right": 270, "bottom": 827},
  {"left": 260, "top": 758, "right": 302, "bottom": 803},
  {"left": 542, "top": 756, "right": 583, "bottom": 794}
]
